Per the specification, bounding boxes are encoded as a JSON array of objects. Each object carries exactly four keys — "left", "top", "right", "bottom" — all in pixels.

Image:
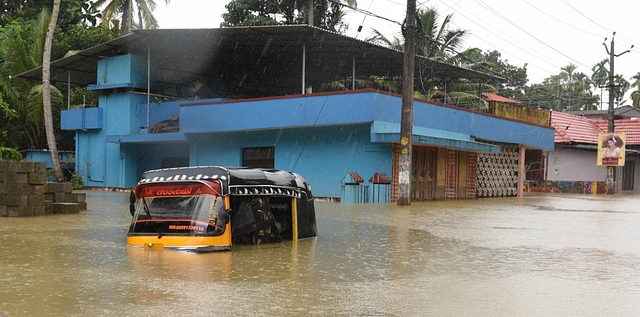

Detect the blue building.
[{"left": 19, "top": 26, "right": 554, "bottom": 201}]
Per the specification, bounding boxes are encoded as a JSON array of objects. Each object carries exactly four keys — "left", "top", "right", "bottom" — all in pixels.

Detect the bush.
[
  {"left": 71, "top": 175, "right": 84, "bottom": 190},
  {"left": 0, "top": 147, "right": 22, "bottom": 161}
]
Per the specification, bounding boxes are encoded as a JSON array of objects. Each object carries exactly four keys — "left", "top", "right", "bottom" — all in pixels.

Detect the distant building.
[
  {"left": 565, "top": 105, "right": 640, "bottom": 120},
  {"left": 547, "top": 111, "right": 640, "bottom": 193}
]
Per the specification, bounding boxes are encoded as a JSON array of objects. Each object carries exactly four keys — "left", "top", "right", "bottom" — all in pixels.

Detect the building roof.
[
  {"left": 594, "top": 119, "right": 640, "bottom": 145},
  {"left": 550, "top": 110, "right": 640, "bottom": 145},
  {"left": 550, "top": 111, "right": 602, "bottom": 144},
  {"left": 565, "top": 105, "right": 640, "bottom": 119},
  {"left": 481, "top": 92, "right": 521, "bottom": 104},
  {"left": 16, "top": 25, "right": 499, "bottom": 98}
]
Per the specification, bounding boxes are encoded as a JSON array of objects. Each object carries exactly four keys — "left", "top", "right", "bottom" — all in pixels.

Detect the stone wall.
[{"left": 0, "top": 161, "right": 86, "bottom": 217}]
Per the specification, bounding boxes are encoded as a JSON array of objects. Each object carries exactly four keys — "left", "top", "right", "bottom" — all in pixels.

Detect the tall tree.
[
  {"left": 221, "top": 0, "right": 351, "bottom": 34},
  {"left": 415, "top": 7, "right": 467, "bottom": 62},
  {"left": 365, "top": 6, "right": 497, "bottom": 110},
  {"left": 42, "top": 0, "right": 63, "bottom": 181},
  {"left": 591, "top": 59, "right": 609, "bottom": 110},
  {"left": 0, "top": 11, "right": 61, "bottom": 149},
  {"left": 538, "top": 64, "right": 596, "bottom": 111},
  {"left": 95, "top": 0, "right": 169, "bottom": 36},
  {"left": 613, "top": 74, "right": 630, "bottom": 106},
  {"left": 461, "top": 48, "right": 528, "bottom": 99},
  {"left": 630, "top": 72, "right": 640, "bottom": 109},
  {"left": 1, "top": 0, "right": 101, "bottom": 29}
]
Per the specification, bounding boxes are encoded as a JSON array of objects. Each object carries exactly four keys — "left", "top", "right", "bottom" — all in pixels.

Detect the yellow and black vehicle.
[{"left": 127, "top": 166, "right": 317, "bottom": 251}]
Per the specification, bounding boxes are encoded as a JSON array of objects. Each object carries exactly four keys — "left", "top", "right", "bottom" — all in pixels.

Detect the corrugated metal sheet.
[{"left": 16, "top": 26, "right": 498, "bottom": 97}]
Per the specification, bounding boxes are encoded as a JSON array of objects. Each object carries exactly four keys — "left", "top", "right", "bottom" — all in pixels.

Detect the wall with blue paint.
[
  {"left": 97, "top": 54, "right": 156, "bottom": 87},
  {"left": 68, "top": 54, "right": 154, "bottom": 188},
  {"left": 180, "top": 91, "right": 554, "bottom": 151},
  {"left": 61, "top": 52, "right": 555, "bottom": 198},
  {"left": 23, "top": 151, "right": 75, "bottom": 169},
  {"left": 137, "top": 99, "right": 228, "bottom": 129},
  {"left": 76, "top": 130, "right": 106, "bottom": 186},
  {"left": 188, "top": 124, "right": 393, "bottom": 198},
  {"left": 136, "top": 143, "right": 191, "bottom": 178}
]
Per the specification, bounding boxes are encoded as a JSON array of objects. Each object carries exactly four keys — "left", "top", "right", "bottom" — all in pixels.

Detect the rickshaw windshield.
[
  {"left": 134, "top": 195, "right": 223, "bottom": 221},
  {"left": 130, "top": 182, "right": 227, "bottom": 236}
]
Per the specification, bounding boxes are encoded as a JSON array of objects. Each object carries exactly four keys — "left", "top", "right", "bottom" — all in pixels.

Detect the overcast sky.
[{"left": 154, "top": 0, "right": 640, "bottom": 102}]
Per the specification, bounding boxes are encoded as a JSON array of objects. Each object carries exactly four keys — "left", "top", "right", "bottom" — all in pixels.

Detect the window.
[
  {"left": 622, "top": 161, "right": 635, "bottom": 190},
  {"left": 162, "top": 157, "right": 189, "bottom": 168},
  {"left": 242, "top": 147, "right": 274, "bottom": 168}
]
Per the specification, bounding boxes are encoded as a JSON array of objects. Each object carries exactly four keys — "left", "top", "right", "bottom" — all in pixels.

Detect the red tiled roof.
[
  {"left": 481, "top": 92, "right": 521, "bottom": 104},
  {"left": 594, "top": 119, "right": 640, "bottom": 145},
  {"left": 550, "top": 111, "right": 640, "bottom": 145},
  {"left": 550, "top": 111, "right": 603, "bottom": 144}
]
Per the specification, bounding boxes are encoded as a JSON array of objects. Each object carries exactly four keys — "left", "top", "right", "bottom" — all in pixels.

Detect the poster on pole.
[{"left": 597, "top": 133, "right": 626, "bottom": 166}]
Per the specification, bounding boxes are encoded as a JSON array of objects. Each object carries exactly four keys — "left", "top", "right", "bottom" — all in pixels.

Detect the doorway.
[{"left": 411, "top": 147, "right": 436, "bottom": 200}]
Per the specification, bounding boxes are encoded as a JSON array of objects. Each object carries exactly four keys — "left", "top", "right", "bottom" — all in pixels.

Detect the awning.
[
  {"left": 105, "top": 132, "right": 188, "bottom": 144},
  {"left": 370, "top": 121, "right": 501, "bottom": 154},
  {"left": 561, "top": 143, "right": 640, "bottom": 155}
]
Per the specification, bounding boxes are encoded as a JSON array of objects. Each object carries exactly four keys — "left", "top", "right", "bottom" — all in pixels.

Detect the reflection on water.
[{"left": 2, "top": 192, "right": 640, "bottom": 316}]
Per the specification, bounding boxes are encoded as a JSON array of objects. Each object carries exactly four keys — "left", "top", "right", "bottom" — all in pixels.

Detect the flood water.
[{"left": 2, "top": 191, "right": 640, "bottom": 316}]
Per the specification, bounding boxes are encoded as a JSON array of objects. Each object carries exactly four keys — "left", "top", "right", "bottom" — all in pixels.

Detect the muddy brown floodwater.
[{"left": 1, "top": 191, "right": 640, "bottom": 316}]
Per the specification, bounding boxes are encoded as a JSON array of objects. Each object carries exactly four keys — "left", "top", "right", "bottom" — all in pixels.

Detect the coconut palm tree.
[
  {"left": 367, "top": 7, "right": 468, "bottom": 61},
  {"left": 0, "top": 8, "right": 64, "bottom": 149},
  {"left": 42, "top": 0, "right": 63, "bottom": 180},
  {"left": 591, "top": 59, "right": 609, "bottom": 110},
  {"left": 414, "top": 7, "right": 467, "bottom": 62},
  {"left": 364, "top": 6, "right": 490, "bottom": 109},
  {"left": 630, "top": 72, "right": 640, "bottom": 109},
  {"left": 94, "top": 0, "right": 169, "bottom": 36},
  {"left": 613, "top": 74, "right": 630, "bottom": 106}
]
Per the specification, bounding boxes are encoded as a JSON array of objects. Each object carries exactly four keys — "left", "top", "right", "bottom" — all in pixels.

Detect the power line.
[{"left": 332, "top": 0, "right": 632, "bottom": 108}]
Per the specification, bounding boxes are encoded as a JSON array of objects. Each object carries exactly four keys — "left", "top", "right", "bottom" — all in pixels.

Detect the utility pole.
[
  {"left": 397, "top": 0, "right": 416, "bottom": 206},
  {"left": 602, "top": 32, "right": 633, "bottom": 194}
]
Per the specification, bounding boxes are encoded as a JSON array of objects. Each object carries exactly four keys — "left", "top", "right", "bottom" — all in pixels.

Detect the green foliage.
[
  {"left": 94, "top": 0, "right": 169, "bottom": 36},
  {"left": 630, "top": 72, "right": 640, "bottom": 109},
  {"left": 0, "top": 146, "right": 22, "bottom": 161},
  {"left": 415, "top": 7, "right": 467, "bottom": 61},
  {"left": 0, "top": 5, "right": 115, "bottom": 152},
  {"left": 0, "top": 0, "right": 101, "bottom": 29},
  {"left": 0, "top": 92, "right": 16, "bottom": 119},
  {"left": 526, "top": 63, "right": 600, "bottom": 111},
  {"left": 71, "top": 175, "right": 84, "bottom": 190},
  {"left": 52, "top": 24, "right": 117, "bottom": 60},
  {"left": 221, "top": 0, "right": 348, "bottom": 34},
  {"left": 222, "top": 0, "right": 280, "bottom": 27}
]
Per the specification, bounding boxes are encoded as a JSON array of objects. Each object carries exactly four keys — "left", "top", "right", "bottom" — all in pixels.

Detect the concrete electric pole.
[
  {"left": 602, "top": 32, "right": 633, "bottom": 194},
  {"left": 397, "top": 0, "right": 416, "bottom": 205}
]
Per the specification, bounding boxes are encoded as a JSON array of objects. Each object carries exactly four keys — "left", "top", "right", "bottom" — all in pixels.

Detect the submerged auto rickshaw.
[{"left": 127, "top": 166, "right": 317, "bottom": 251}]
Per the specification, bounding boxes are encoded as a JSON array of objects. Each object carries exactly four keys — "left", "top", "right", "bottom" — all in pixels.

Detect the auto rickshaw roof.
[{"left": 138, "top": 166, "right": 310, "bottom": 199}]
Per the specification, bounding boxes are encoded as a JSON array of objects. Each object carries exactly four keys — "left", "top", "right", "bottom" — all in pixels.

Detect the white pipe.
[
  {"left": 302, "top": 43, "right": 306, "bottom": 94},
  {"left": 147, "top": 43, "right": 151, "bottom": 129},
  {"left": 352, "top": 56, "right": 356, "bottom": 90},
  {"left": 67, "top": 70, "right": 71, "bottom": 109}
]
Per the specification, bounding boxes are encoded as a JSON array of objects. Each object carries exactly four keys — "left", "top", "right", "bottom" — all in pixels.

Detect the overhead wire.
[
  {"left": 472, "top": 0, "right": 592, "bottom": 71},
  {"left": 331, "top": 0, "right": 622, "bottom": 109},
  {"left": 434, "top": 0, "right": 559, "bottom": 76}
]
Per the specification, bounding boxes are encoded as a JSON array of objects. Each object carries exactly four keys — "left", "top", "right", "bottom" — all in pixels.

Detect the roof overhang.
[
  {"left": 16, "top": 25, "right": 500, "bottom": 98},
  {"left": 371, "top": 121, "right": 501, "bottom": 154},
  {"left": 561, "top": 143, "right": 640, "bottom": 155},
  {"left": 105, "top": 132, "right": 188, "bottom": 144}
]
